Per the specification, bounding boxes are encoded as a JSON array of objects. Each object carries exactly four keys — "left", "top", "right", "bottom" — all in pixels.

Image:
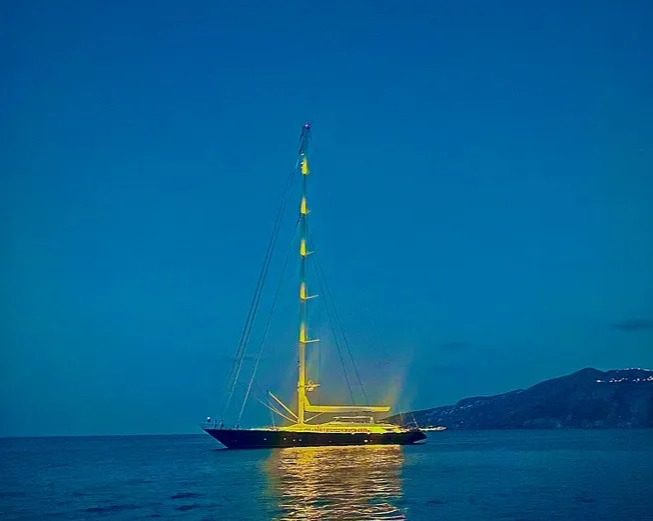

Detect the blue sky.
[{"left": 1, "top": 0, "right": 652, "bottom": 436}]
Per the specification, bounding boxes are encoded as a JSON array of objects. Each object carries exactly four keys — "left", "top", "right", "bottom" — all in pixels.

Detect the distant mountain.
[{"left": 389, "top": 368, "right": 653, "bottom": 429}]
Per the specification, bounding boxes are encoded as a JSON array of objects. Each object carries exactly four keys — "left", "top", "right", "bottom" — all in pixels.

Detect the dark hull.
[{"left": 204, "top": 427, "right": 426, "bottom": 449}]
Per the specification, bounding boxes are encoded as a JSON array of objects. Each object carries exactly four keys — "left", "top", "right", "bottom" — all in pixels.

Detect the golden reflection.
[{"left": 266, "top": 445, "right": 406, "bottom": 521}]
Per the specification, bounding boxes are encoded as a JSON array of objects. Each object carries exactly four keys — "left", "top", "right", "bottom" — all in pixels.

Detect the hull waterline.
[{"left": 204, "top": 427, "right": 426, "bottom": 449}]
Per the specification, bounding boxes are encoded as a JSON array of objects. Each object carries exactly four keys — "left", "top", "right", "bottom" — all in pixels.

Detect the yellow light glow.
[{"left": 266, "top": 445, "right": 405, "bottom": 520}]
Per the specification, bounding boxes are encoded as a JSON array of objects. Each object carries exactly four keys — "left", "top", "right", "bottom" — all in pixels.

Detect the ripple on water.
[
  {"left": 2, "top": 431, "right": 651, "bottom": 521},
  {"left": 82, "top": 504, "right": 143, "bottom": 513},
  {"left": 170, "top": 492, "right": 203, "bottom": 500}
]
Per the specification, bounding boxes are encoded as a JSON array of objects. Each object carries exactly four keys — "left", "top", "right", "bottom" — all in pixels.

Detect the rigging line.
[
  {"left": 312, "top": 255, "right": 356, "bottom": 404},
  {"left": 253, "top": 395, "right": 296, "bottom": 423},
  {"left": 227, "top": 378, "right": 277, "bottom": 426},
  {"left": 313, "top": 249, "right": 370, "bottom": 405},
  {"left": 317, "top": 307, "right": 321, "bottom": 404},
  {"left": 309, "top": 236, "right": 356, "bottom": 404},
  {"left": 222, "top": 160, "right": 299, "bottom": 419},
  {"left": 223, "top": 207, "right": 284, "bottom": 419},
  {"left": 267, "top": 391, "right": 298, "bottom": 420},
  {"left": 237, "top": 219, "right": 301, "bottom": 423},
  {"left": 239, "top": 353, "right": 273, "bottom": 407}
]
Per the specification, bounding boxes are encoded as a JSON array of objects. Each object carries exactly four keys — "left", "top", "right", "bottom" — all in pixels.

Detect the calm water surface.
[{"left": 1, "top": 430, "right": 652, "bottom": 520}]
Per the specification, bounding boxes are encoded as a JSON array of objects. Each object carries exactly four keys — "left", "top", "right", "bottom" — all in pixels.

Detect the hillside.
[{"left": 389, "top": 368, "right": 653, "bottom": 429}]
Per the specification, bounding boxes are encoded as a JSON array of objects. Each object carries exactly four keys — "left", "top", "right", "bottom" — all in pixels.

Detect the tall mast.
[
  {"left": 293, "top": 123, "right": 389, "bottom": 423},
  {"left": 297, "top": 122, "right": 316, "bottom": 424}
]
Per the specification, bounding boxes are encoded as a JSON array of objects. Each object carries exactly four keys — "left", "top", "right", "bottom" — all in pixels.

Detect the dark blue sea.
[{"left": 2, "top": 430, "right": 652, "bottom": 520}]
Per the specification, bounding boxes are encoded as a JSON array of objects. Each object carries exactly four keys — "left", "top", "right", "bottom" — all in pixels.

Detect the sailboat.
[{"left": 203, "top": 123, "right": 426, "bottom": 449}]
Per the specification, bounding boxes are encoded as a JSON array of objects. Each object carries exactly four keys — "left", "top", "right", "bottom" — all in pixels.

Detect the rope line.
[
  {"left": 310, "top": 242, "right": 357, "bottom": 404},
  {"left": 314, "top": 250, "right": 370, "bottom": 405},
  {"left": 237, "top": 219, "right": 301, "bottom": 423},
  {"left": 222, "top": 160, "right": 298, "bottom": 420}
]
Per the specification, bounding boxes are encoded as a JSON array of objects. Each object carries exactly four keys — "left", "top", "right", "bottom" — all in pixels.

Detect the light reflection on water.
[{"left": 265, "top": 445, "right": 406, "bottom": 521}]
